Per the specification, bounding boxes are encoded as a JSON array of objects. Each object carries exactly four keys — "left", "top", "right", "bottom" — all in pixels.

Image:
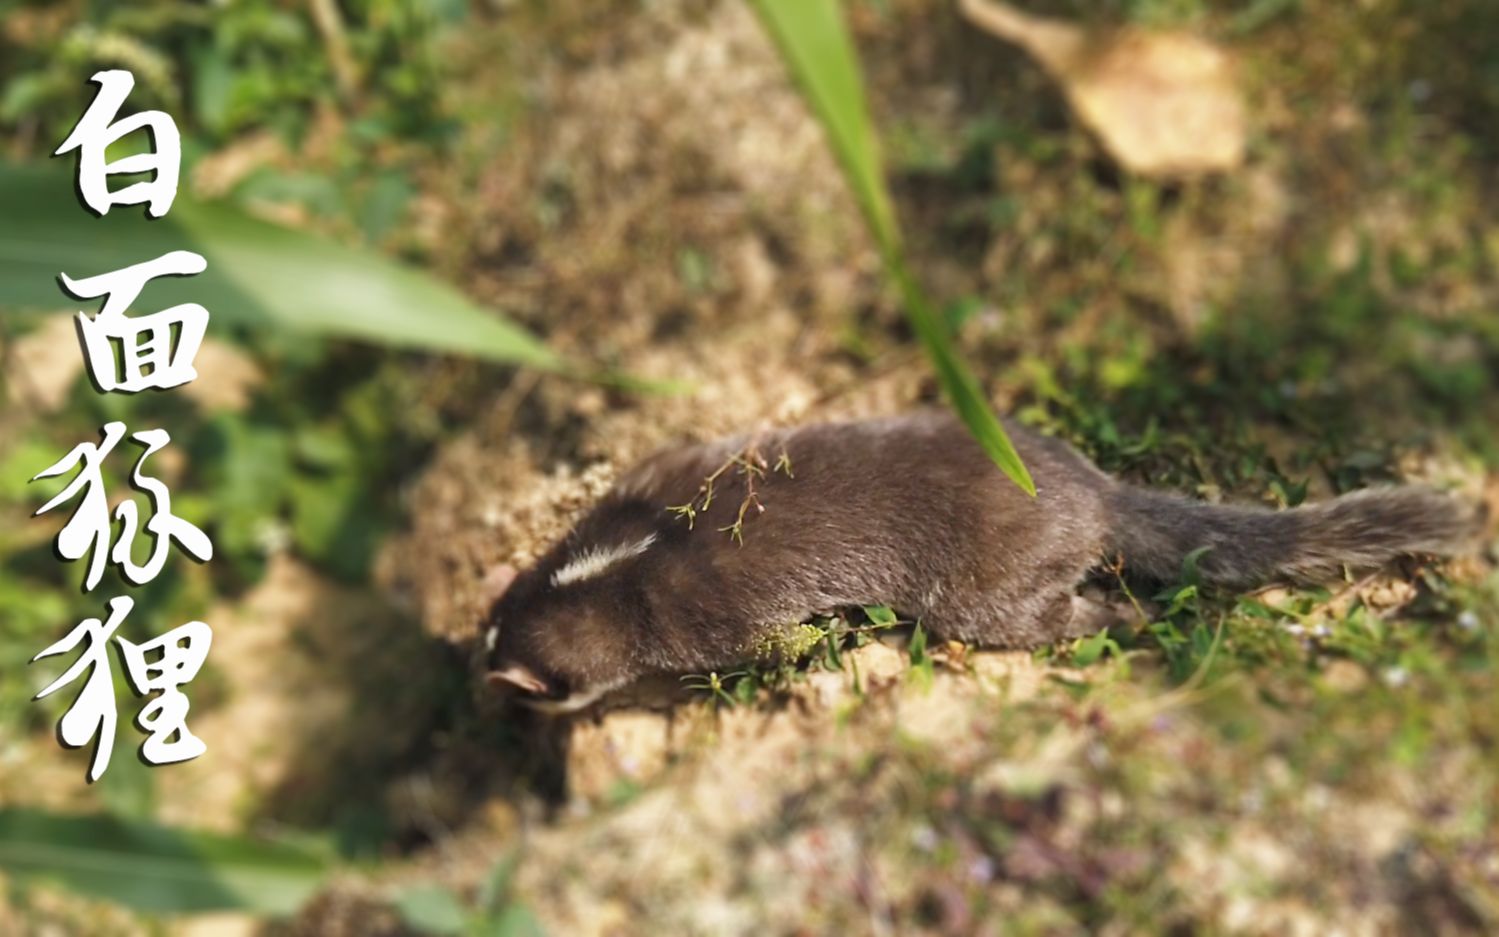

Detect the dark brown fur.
[{"left": 482, "top": 411, "right": 1482, "bottom": 709}]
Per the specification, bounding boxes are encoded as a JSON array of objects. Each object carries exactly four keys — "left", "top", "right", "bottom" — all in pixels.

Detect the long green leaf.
[
  {"left": 749, "top": 0, "right": 1035, "bottom": 494},
  {"left": 0, "top": 807, "right": 328, "bottom": 915},
  {"left": 0, "top": 163, "right": 562, "bottom": 371},
  {"left": 749, "top": 0, "right": 899, "bottom": 252}
]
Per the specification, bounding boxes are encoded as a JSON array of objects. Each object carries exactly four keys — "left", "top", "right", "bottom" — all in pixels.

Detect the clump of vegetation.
[
  {"left": 747, "top": 620, "right": 827, "bottom": 664},
  {"left": 681, "top": 604, "right": 929, "bottom": 711}
]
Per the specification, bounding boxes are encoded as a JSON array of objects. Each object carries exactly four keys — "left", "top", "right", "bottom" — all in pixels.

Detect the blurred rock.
[
  {"left": 6, "top": 313, "right": 82, "bottom": 414},
  {"left": 179, "top": 337, "right": 265, "bottom": 412},
  {"left": 959, "top": 0, "right": 1247, "bottom": 177}
]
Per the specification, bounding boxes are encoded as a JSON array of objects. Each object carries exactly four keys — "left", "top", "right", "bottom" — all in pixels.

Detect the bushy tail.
[{"left": 1106, "top": 485, "right": 1485, "bottom": 586}]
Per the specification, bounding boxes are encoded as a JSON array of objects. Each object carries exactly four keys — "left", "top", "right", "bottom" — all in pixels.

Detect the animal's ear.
[
  {"left": 485, "top": 661, "right": 551, "bottom": 696},
  {"left": 481, "top": 563, "right": 518, "bottom": 605}
]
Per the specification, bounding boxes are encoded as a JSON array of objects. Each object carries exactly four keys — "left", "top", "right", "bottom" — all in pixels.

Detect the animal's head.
[{"left": 477, "top": 541, "right": 651, "bottom": 713}]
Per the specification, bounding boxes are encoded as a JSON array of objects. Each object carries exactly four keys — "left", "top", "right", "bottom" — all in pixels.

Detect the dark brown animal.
[{"left": 481, "top": 411, "right": 1481, "bottom": 712}]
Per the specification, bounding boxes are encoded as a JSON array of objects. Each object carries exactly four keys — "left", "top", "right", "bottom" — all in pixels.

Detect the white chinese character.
[
  {"left": 33, "top": 422, "right": 213, "bottom": 592},
  {"left": 32, "top": 596, "right": 133, "bottom": 783},
  {"left": 33, "top": 424, "right": 123, "bottom": 592},
  {"left": 61, "top": 251, "right": 208, "bottom": 393},
  {"left": 118, "top": 621, "right": 212, "bottom": 766},
  {"left": 33, "top": 597, "right": 213, "bottom": 780},
  {"left": 54, "top": 69, "right": 181, "bottom": 218}
]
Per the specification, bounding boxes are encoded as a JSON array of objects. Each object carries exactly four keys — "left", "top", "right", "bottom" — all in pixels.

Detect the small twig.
[
  {"left": 670, "top": 430, "right": 783, "bottom": 544},
  {"left": 1107, "top": 553, "right": 1149, "bottom": 621},
  {"left": 774, "top": 445, "right": 794, "bottom": 478},
  {"left": 717, "top": 453, "right": 767, "bottom": 544}
]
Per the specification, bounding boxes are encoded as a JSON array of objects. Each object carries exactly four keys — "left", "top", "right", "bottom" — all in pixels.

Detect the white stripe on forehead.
[{"left": 550, "top": 533, "right": 658, "bottom": 587}]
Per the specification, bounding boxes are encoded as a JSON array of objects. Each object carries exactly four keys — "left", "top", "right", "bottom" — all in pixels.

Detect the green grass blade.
[
  {"left": 890, "top": 259, "right": 1035, "bottom": 494},
  {"left": 749, "top": 0, "right": 899, "bottom": 252},
  {"left": 750, "top": 0, "right": 1035, "bottom": 495},
  {"left": 0, "top": 162, "right": 563, "bottom": 371},
  {"left": 0, "top": 808, "right": 328, "bottom": 915}
]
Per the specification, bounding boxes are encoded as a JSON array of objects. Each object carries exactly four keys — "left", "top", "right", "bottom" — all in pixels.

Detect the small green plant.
[
  {"left": 0, "top": 0, "right": 462, "bottom": 148},
  {"left": 750, "top": 621, "right": 828, "bottom": 663},
  {"left": 681, "top": 670, "right": 752, "bottom": 710},
  {"left": 907, "top": 621, "right": 935, "bottom": 689},
  {"left": 818, "top": 607, "right": 908, "bottom": 676},
  {"left": 1133, "top": 546, "right": 1224, "bottom": 683},
  {"left": 688, "top": 608, "right": 917, "bottom": 709},
  {"left": 1070, "top": 628, "right": 1126, "bottom": 672}
]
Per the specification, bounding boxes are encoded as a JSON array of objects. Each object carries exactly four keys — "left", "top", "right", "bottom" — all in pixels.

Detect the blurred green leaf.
[
  {"left": 359, "top": 171, "right": 414, "bottom": 245},
  {"left": 1180, "top": 545, "right": 1214, "bottom": 585},
  {"left": 0, "top": 73, "right": 53, "bottom": 122},
  {"left": 0, "top": 163, "right": 562, "bottom": 371},
  {"left": 476, "top": 852, "right": 522, "bottom": 915},
  {"left": 289, "top": 473, "right": 381, "bottom": 580},
  {"left": 750, "top": 0, "right": 1034, "bottom": 495},
  {"left": 0, "top": 808, "right": 327, "bottom": 915},
  {"left": 483, "top": 905, "right": 546, "bottom": 937},
  {"left": 292, "top": 425, "right": 357, "bottom": 470},
  {"left": 733, "top": 675, "right": 758, "bottom": 704},
  {"left": 0, "top": 436, "right": 68, "bottom": 501},
  {"left": 194, "top": 416, "right": 291, "bottom": 577},
  {"left": 237, "top": 169, "right": 346, "bottom": 218},
  {"left": 396, "top": 885, "right": 468, "bottom": 935},
  {"left": 1073, "top": 629, "right": 1120, "bottom": 667},
  {"left": 941, "top": 295, "right": 984, "bottom": 334},
  {"left": 189, "top": 43, "right": 235, "bottom": 137}
]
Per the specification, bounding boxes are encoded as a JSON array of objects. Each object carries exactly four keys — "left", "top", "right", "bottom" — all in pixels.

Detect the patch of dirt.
[
  {"left": 382, "top": 643, "right": 1062, "bottom": 937},
  {"left": 3, "top": 312, "right": 84, "bottom": 414},
  {"left": 562, "top": 642, "right": 1051, "bottom": 803}
]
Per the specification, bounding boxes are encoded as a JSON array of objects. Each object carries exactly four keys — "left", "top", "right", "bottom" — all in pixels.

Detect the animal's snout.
[{"left": 484, "top": 660, "right": 555, "bottom": 697}]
